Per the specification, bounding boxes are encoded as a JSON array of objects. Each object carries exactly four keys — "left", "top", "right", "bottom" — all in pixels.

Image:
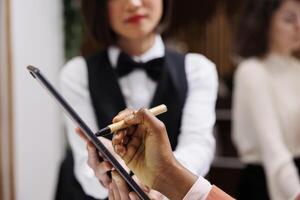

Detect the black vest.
[
  {"left": 55, "top": 49, "right": 188, "bottom": 200},
  {"left": 87, "top": 49, "right": 188, "bottom": 149}
]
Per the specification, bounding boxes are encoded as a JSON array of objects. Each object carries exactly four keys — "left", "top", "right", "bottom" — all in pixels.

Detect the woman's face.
[
  {"left": 269, "top": 0, "right": 300, "bottom": 55},
  {"left": 108, "top": 0, "right": 163, "bottom": 41}
]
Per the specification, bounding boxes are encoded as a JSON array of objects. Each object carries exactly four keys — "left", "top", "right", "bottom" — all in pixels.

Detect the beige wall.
[
  {"left": 10, "top": 0, "right": 66, "bottom": 199},
  {"left": 1, "top": 0, "right": 66, "bottom": 199},
  {"left": 0, "top": 0, "right": 14, "bottom": 199}
]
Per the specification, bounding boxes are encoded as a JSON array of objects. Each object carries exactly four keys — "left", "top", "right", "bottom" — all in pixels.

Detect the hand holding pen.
[
  {"left": 75, "top": 105, "right": 168, "bottom": 199},
  {"left": 110, "top": 107, "right": 197, "bottom": 200}
]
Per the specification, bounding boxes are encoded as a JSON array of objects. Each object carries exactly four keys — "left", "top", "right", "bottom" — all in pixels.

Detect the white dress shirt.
[
  {"left": 60, "top": 35, "right": 218, "bottom": 199},
  {"left": 232, "top": 54, "right": 300, "bottom": 200}
]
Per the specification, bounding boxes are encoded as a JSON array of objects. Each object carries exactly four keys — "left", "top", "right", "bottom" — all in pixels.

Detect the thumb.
[{"left": 124, "top": 109, "right": 167, "bottom": 137}]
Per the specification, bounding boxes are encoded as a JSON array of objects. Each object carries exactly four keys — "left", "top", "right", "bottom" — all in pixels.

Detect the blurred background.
[{"left": 0, "top": 0, "right": 248, "bottom": 199}]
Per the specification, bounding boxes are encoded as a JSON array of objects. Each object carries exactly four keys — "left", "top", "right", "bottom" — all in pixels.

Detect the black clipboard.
[{"left": 27, "top": 65, "right": 150, "bottom": 200}]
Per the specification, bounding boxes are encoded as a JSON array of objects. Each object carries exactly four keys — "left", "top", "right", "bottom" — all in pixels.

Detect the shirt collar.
[{"left": 108, "top": 34, "right": 165, "bottom": 68}]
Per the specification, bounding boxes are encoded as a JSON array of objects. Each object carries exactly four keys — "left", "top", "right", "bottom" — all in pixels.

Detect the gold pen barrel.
[{"left": 108, "top": 104, "right": 167, "bottom": 133}]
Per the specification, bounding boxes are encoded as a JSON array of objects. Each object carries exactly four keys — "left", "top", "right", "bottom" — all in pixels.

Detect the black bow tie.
[{"left": 115, "top": 52, "right": 164, "bottom": 81}]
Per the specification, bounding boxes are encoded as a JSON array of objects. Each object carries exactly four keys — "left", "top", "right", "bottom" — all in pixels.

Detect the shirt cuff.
[
  {"left": 183, "top": 176, "right": 212, "bottom": 200},
  {"left": 206, "top": 185, "right": 234, "bottom": 200}
]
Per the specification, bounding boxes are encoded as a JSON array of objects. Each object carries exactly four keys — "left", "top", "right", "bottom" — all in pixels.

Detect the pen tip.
[{"left": 95, "top": 127, "right": 111, "bottom": 137}]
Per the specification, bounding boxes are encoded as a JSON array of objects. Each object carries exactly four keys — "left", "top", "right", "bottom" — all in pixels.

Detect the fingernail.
[
  {"left": 117, "top": 146, "right": 126, "bottom": 157},
  {"left": 125, "top": 114, "right": 134, "bottom": 121},
  {"left": 144, "top": 186, "right": 150, "bottom": 192}
]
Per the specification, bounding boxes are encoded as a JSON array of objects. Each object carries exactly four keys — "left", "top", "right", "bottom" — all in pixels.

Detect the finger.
[
  {"left": 148, "top": 189, "right": 164, "bottom": 199},
  {"left": 129, "top": 192, "right": 140, "bottom": 200},
  {"left": 132, "top": 175, "right": 150, "bottom": 193},
  {"left": 87, "top": 141, "right": 101, "bottom": 168},
  {"left": 75, "top": 127, "right": 89, "bottom": 143},
  {"left": 112, "top": 129, "right": 134, "bottom": 147},
  {"left": 87, "top": 142, "right": 113, "bottom": 174},
  {"left": 109, "top": 183, "right": 115, "bottom": 200},
  {"left": 98, "top": 172, "right": 111, "bottom": 188},
  {"left": 126, "top": 109, "right": 166, "bottom": 136},
  {"left": 123, "top": 135, "right": 130, "bottom": 145},
  {"left": 111, "top": 178, "right": 121, "bottom": 200},
  {"left": 122, "top": 135, "right": 142, "bottom": 164},
  {"left": 94, "top": 161, "right": 113, "bottom": 177},
  {"left": 123, "top": 108, "right": 148, "bottom": 126},
  {"left": 112, "top": 130, "right": 126, "bottom": 146},
  {"left": 112, "top": 171, "right": 130, "bottom": 200},
  {"left": 114, "top": 144, "right": 127, "bottom": 157},
  {"left": 113, "top": 108, "right": 135, "bottom": 123},
  {"left": 125, "top": 125, "right": 137, "bottom": 137}
]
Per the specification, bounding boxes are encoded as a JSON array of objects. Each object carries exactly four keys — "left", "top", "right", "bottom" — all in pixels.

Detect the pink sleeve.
[
  {"left": 206, "top": 186, "right": 235, "bottom": 200},
  {"left": 183, "top": 177, "right": 212, "bottom": 200}
]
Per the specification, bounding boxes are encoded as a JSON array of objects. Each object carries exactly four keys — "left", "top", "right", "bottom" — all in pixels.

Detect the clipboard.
[{"left": 27, "top": 65, "right": 150, "bottom": 200}]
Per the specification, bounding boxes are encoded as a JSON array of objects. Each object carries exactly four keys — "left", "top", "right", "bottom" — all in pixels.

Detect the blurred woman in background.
[{"left": 232, "top": 0, "right": 300, "bottom": 199}]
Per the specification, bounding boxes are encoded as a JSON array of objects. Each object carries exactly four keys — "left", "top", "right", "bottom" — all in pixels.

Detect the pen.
[{"left": 95, "top": 104, "right": 167, "bottom": 137}]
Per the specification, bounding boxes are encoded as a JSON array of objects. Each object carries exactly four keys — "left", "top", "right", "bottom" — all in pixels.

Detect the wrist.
[{"left": 153, "top": 159, "right": 198, "bottom": 200}]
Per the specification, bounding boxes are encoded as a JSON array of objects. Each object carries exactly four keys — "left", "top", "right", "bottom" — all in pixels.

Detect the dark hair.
[
  {"left": 81, "top": 0, "right": 171, "bottom": 48},
  {"left": 235, "top": 0, "right": 284, "bottom": 58}
]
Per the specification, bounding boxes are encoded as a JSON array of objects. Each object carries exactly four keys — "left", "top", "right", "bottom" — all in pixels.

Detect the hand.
[
  {"left": 77, "top": 108, "right": 198, "bottom": 200},
  {"left": 112, "top": 108, "right": 198, "bottom": 200},
  {"left": 108, "top": 171, "right": 139, "bottom": 200},
  {"left": 76, "top": 128, "right": 112, "bottom": 188},
  {"left": 108, "top": 171, "right": 164, "bottom": 200},
  {"left": 76, "top": 128, "right": 129, "bottom": 188},
  {"left": 111, "top": 108, "right": 176, "bottom": 189},
  {"left": 76, "top": 127, "right": 164, "bottom": 199}
]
